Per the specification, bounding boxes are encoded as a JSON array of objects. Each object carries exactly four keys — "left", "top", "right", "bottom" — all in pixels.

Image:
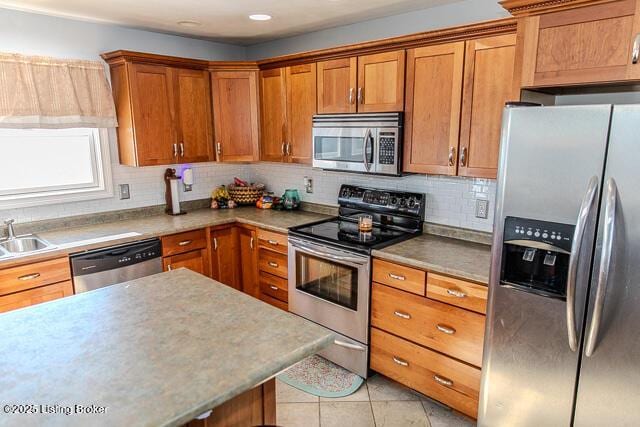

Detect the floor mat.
[{"left": 277, "top": 355, "right": 364, "bottom": 398}]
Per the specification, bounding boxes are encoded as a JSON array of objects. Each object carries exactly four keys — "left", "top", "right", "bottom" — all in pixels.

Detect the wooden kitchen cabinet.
[
  {"left": 210, "top": 226, "right": 240, "bottom": 290},
  {"left": 317, "top": 51, "right": 404, "bottom": 114},
  {"left": 514, "top": 0, "right": 640, "bottom": 88},
  {"left": 317, "top": 57, "right": 357, "bottom": 113},
  {"left": 174, "top": 68, "right": 215, "bottom": 163},
  {"left": 403, "top": 42, "right": 465, "bottom": 175},
  {"left": 210, "top": 70, "right": 260, "bottom": 162},
  {"left": 163, "top": 249, "right": 207, "bottom": 275},
  {"left": 238, "top": 225, "right": 259, "bottom": 299},
  {"left": 0, "top": 281, "right": 74, "bottom": 314},
  {"left": 458, "top": 34, "right": 517, "bottom": 179},
  {"left": 105, "top": 55, "right": 215, "bottom": 166},
  {"left": 356, "top": 51, "right": 406, "bottom": 112},
  {"left": 286, "top": 64, "right": 317, "bottom": 164},
  {"left": 260, "top": 65, "right": 316, "bottom": 164},
  {"left": 259, "top": 68, "right": 287, "bottom": 162}
]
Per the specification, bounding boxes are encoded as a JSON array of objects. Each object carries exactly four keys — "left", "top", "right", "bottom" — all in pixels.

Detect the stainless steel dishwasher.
[{"left": 70, "top": 238, "right": 162, "bottom": 293}]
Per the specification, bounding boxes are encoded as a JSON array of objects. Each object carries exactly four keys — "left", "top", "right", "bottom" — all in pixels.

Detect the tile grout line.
[{"left": 366, "top": 381, "right": 378, "bottom": 427}]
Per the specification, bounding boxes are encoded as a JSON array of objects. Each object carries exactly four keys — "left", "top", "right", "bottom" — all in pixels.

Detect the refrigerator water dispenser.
[{"left": 500, "top": 216, "right": 575, "bottom": 299}]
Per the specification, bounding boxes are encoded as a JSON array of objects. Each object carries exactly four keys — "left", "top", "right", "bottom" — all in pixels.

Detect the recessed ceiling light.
[
  {"left": 249, "top": 14, "right": 272, "bottom": 21},
  {"left": 177, "top": 20, "right": 201, "bottom": 27}
]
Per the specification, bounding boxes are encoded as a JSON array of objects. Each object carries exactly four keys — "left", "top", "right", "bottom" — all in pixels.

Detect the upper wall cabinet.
[
  {"left": 404, "top": 34, "right": 517, "bottom": 178},
  {"left": 317, "top": 50, "right": 405, "bottom": 114},
  {"left": 105, "top": 55, "right": 215, "bottom": 166},
  {"left": 210, "top": 70, "right": 260, "bottom": 162},
  {"left": 260, "top": 64, "right": 317, "bottom": 164},
  {"left": 510, "top": 0, "right": 640, "bottom": 88}
]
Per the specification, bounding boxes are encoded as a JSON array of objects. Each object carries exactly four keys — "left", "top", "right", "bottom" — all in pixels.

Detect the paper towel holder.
[{"left": 164, "top": 168, "right": 186, "bottom": 216}]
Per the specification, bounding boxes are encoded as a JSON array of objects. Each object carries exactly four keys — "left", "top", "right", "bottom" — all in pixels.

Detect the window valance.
[{"left": 0, "top": 53, "right": 117, "bottom": 128}]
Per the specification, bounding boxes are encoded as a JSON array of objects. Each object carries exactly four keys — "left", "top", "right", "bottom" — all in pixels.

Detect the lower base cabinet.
[
  {"left": 185, "top": 378, "right": 275, "bottom": 427},
  {"left": 210, "top": 225, "right": 240, "bottom": 290},
  {"left": 164, "top": 249, "right": 208, "bottom": 275},
  {"left": 371, "top": 327, "right": 481, "bottom": 418},
  {"left": 0, "top": 280, "right": 74, "bottom": 314}
]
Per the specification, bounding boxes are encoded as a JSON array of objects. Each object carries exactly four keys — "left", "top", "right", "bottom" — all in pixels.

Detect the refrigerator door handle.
[
  {"left": 584, "top": 177, "right": 617, "bottom": 357},
  {"left": 567, "top": 175, "right": 599, "bottom": 352}
]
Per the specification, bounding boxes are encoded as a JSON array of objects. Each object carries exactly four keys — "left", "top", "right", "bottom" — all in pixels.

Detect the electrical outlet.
[
  {"left": 304, "top": 176, "right": 313, "bottom": 194},
  {"left": 119, "top": 184, "right": 130, "bottom": 200},
  {"left": 475, "top": 199, "right": 489, "bottom": 219}
]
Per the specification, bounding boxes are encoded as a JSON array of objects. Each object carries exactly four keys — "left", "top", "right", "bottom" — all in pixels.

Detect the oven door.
[
  {"left": 288, "top": 237, "right": 371, "bottom": 344},
  {"left": 312, "top": 127, "right": 375, "bottom": 173}
]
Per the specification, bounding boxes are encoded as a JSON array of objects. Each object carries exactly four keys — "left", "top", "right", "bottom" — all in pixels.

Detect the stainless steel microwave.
[{"left": 312, "top": 113, "right": 403, "bottom": 176}]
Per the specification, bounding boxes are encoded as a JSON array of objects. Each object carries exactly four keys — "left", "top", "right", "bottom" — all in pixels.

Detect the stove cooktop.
[{"left": 289, "top": 217, "right": 420, "bottom": 253}]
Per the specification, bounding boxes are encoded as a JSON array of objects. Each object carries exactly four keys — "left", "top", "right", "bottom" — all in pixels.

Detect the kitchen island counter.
[{"left": 0, "top": 269, "right": 333, "bottom": 426}]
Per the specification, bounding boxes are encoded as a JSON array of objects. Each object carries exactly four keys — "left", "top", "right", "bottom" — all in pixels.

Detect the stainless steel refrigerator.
[{"left": 479, "top": 104, "right": 640, "bottom": 426}]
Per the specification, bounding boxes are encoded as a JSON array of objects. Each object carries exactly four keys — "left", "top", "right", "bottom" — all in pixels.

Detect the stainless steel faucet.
[{"left": 4, "top": 219, "right": 16, "bottom": 240}]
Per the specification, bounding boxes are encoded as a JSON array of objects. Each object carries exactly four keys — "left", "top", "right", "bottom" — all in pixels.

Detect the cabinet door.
[
  {"left": 403, "top": 42, "right": 464, "bottom": 175},
  {"left": 211, "top": 71, "right": 260, "bottom": 162},
  {"left": 259, "top": 68, "right": 287, "bottom": 162},
  {"left": 175, "top": 68, "right": 214, "bottom": 163},
  {"left": 238, "top": 226, "right": 259, "bottom": 298},
  {"left": 210, "top": 226, "right": 240, "bottom": 290},
  {"left": 128, "top": 63, "right": 177, "bottom": 166},
  {"left": 164, "top": 250, "right": 207, "bottom": 275},
  {"left": 357, "top": 51, "right": 405, "bottom": 112},
  {"left": 286, "top": 64, "right": 317, "bottom": 164},
  {"left": 0, "top": 281, "right": 73, "bottom": 314},
  {"left": 520, "top": 0, "right": 640, "bottom": 87},
  {"left": 317, "top": 58, "right": 357, "bottom": 114},
  {"left": 458, "top": 34, "right": 517, "bottom": 179}
]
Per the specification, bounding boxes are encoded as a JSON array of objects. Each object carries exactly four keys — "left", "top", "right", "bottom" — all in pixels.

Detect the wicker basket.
[{"left": 228, "top": 184, "right": 265, "bottom": 205}]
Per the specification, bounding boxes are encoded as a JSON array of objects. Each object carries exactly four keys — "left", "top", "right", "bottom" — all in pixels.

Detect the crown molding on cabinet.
[
  {"left": 102, "top": 17, "right": 516, "bottom": 71},
  {"left": 500, "top": 0, "right": 617, "bottom": 16}
]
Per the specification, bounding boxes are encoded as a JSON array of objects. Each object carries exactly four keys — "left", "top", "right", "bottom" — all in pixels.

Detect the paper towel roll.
[{"left": 170, "top": 178, "right": 181, "bottom": 215}]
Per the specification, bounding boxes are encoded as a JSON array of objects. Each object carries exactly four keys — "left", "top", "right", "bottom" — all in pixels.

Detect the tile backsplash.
[
  {"left": 1, "top": 158, "right": 495, "bottom": 232},
  {"left": 248, "top": 163, "right": 496, "bottom": 232}
]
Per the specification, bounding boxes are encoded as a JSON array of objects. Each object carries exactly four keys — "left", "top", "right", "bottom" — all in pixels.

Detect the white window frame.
[{"left": 0, "top": 128, "right": 113, "bottom": 209}]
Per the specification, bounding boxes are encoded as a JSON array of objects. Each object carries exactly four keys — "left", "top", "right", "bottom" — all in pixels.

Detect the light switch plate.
[
  {"left": 119, "top": 184, "right": 130, "bottom": 200},
  {"left": 304, "top": 176, "right": 313, "bottom": 194},
  {"left": 475, "top": 199, "right": 489, "bottom": 219}
]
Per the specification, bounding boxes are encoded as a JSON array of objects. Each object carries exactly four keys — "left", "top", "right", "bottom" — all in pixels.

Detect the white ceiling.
[{"left": 0, "top": 0, "right": 461, "bottom": 45}]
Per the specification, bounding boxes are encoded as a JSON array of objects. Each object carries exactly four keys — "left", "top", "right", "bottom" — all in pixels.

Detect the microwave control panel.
[{"left": 378, "top": 132, "right": 396, "bottom": 165}]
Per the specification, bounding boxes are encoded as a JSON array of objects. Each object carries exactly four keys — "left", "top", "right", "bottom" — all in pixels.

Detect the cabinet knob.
[
  {"left": 349, "top": 88, "right": 355, "bottom": 105},
  {"left": 448, "top": 147, "right": 456, "bottom": 166},
  {"left": 216, "top": 142, "right": 222, "bottom": 157},
  {"left": 633, "top": 34, "right": 640, "bottom": 64},
  {"left": 173, "top": 143, "right": 178, "bottom": 158},
  {"left": 180, "top": 142, "right": 185, "bottom": 157},
  {"left": 357, "top": 87, "right": 363, "bottom": 104},
  {"left": 459, "top": 147, "right": 467, "bottom": 167}
]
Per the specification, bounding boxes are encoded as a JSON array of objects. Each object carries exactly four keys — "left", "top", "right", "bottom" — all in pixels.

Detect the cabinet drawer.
[
  {"left": 427, "top": 273, "right": 488, "bottom": 314},
  {"left": 372, "top": 258, "right": 425, "bottom": 295},
  {"left": 259, "top": 249, "right": 288, "bottom": 279},
  {"left": 260, "top": 292, "right": 288, "bottom": 311},
  {"left": 0, "top": 280, "right": 74, "bottom": 314},
  {"left": 257, "top": 229, "right": 288, "bottom": 254},
  {"left": 260, "top": 272, "right": 288, "bottom": 303},
  {"left": 0, "top": 257, "right": 71, "bottom": 296},
  {"left": 161, "top": 229, "right": 207, "bottom": 257},
  {"left": 371, "top": 283, "right": 485, "bottom": 367},
  {"left": 370, "top": 327, "right": 480, "bottom": 418}
]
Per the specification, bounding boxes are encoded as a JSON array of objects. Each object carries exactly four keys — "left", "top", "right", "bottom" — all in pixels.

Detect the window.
[{"left": 0, "top": 128, "right": 112, "bottom": 208}]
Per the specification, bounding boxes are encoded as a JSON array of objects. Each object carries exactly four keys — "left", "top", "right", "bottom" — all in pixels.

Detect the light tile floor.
[{"left": 276, "top": 374, "right": 476, "bottom": 427}]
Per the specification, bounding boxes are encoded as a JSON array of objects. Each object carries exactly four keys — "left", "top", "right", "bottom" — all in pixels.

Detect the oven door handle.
[
  {"left": 363, "top": 128, "right": 372, "bottom": 172},
  {"left": 291, "top": 242, "right": 368, "bottom": 266}
]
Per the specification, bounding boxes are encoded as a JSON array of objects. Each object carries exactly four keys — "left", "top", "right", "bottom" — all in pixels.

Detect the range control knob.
[
  {"left": 341, "top": 188, "right": 352, "bottom": 198},
  {"left": 408, "top": 198, "right": 416, "bottom": 208},
  {"left": 390, "top": 197, "right": 398, "bottom": 205},
  {"left": 399, "top": 198, "right": 407, "bottom": 207}
]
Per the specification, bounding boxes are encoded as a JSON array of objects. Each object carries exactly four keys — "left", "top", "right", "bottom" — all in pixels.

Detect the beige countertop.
[
  {"left": 0, "top": 207, "right": 329, "bottom": 268},
  {"left": 372, "top": 233, "right": 492, "bottom": 284},
  {"left": 0, "top": 206, "right": 492, "bottom": 284},
  {"left": 0, "top": 269, "right": 334, "bottom": 426}
]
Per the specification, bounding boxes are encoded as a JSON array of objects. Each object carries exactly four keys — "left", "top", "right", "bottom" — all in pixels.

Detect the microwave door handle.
[
  {"left": 292, "top": 242, "right": 366, "bottom": 266},
  {"left": 567, "top": 175, "right": 599, "bottom": 352},
  {"left": 363, "top": 128, "right": 372, "bottom": 172},
  {"left": 584, "top": 177, "right": 617, "bottom": 357}
]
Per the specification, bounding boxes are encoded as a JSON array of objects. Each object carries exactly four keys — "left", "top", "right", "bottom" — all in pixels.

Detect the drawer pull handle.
[
  {"left": 433, "top": 375, "right": 453, "bottom": 387},
  {"left": 334, "top": 339, "right": 366, "bottom": 351},
  {"left": 267, "top": 239, "right": 279, "bottom": 245},
  {"left": 389, "top": 273, "right": 406, "bottom": 281},
  {"left": 178, "top": 240, "right": 192, "bottom": 246},
  {"left": 394, "top": 310, "right": 411, "bottom": 320},
  {"left": 446, "top": 288, "right": 467, "bottom": 298},
  {"left": 633, "top": 33, "right": 640, "bottom": 64},
  {"left": 392, "top": 356, "right": 409, "bottom": 367},
  {"left": 167, "top": 265, "right": 172, "bottom": 271},
  {"left": 436, "top": 324, "right": 456, "bottom": 335},
  {"left": 269, "top": 285, "right": 279, "bottom": 291},
  {"left": 18, "top": 273, "right": 41, "bottom": 281},
  {"left": 268, "top": 261, "right": 279, "bottom": 268}
]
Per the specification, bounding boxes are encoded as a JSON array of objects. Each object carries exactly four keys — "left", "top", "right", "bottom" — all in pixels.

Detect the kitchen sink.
[{"left": 0, "top": 235, "right": 56, "bottom": 255}]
